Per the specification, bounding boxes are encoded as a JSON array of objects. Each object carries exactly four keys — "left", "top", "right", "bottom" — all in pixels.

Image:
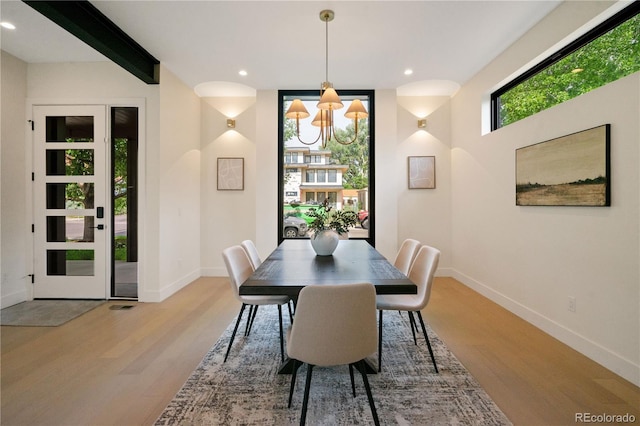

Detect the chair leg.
[
  {"left": 244, "top": 305, "right": 254, "bottom": 336},
  {"left": 224, "top": 304, "right": 247, "bottom": 362},
  {"left": 300, "top": 364, "right": 314, "bottom": 426},
  {"left": 357, "top": 359, "right": 380, "bottom": 426},
  {"left": 288, "top": 359, "right": 299, "bottom": 407},
  {"left": 278, "top": 304, "right": 285, "bottom": 362},
  {"left": 408, "top": 311, "right": 418, "bottom": 345},
  {"left": 378, "top": 310, "right": 383, "bottom": 372},
  {"left": 416, "top": 311, "right": 438, "bottom": 373},
  {"left": 348, "top": 364, "right": 356, "bottom": 397},
  {"left": 246, "top": 305, "right": 259, "bottom": 336},
  {"left": 288, "top": 300, "right": 294, "bottom": 321}
]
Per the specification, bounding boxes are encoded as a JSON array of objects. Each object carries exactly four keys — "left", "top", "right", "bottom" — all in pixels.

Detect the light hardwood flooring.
[{"left": 1, "top": 277, "right": 638, "bottom": 425}]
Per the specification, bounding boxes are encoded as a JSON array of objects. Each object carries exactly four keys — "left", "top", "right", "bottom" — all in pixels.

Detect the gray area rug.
[
  {"left": 156, "top": 306, "right": 511, "bottom": 425},
  {"left": 0, "top": 300, "right": 104, "bottom": 326}
]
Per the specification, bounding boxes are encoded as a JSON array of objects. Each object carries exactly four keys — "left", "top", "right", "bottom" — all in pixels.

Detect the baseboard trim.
[
  {"left": 451, "top": 269, "right": 639, "bottom": 387},
  {"left": 200, "top": 267, "right": 227, "bottom": 277},
  {"left": 139, "top": 269, "right": 201, "bottom": 303}
]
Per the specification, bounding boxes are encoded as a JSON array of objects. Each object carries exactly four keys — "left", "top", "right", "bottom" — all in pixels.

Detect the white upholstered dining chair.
[
  {"left": 241, "top": 239, "right": 294, "bottom": 321},
  {"left": 221, "top": 245, "right": 290, "bottom": 362},
  {"left": 377, "top": 245, "right": 440, "bottom": 373},
  {"left": 240, "top": 239, "right": 262, "bottom": 271},
  {"left": 286, "top": 283, "right": 380, "bottom": 426},
  {"left": 393, "top": 238, "right": 421, "bottom": 275}
]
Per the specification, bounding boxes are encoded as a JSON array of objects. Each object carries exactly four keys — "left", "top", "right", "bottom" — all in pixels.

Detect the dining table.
[{"left": 239, "top": 239, "right": 417, "bottom": 373}]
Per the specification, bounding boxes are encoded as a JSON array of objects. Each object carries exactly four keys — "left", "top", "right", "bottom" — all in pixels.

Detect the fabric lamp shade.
[
  {"left": 344, "top": 99, "right": 369, "bottom": 119},
  {"left": 311, "top": 110, "right": 332, "bottom": 127},
  {"left": 285, "top": 99, "right": 311, "bottom": 119},
  {"left": 317, "top": 87, "right": 344, "bottom": 111}
]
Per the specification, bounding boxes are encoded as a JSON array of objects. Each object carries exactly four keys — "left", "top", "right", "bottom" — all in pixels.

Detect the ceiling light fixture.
[
  {"left": 285, "top": 10, "right": 368, "bottom": 149},
  {"left": 1, "top": 22, "right": 16, "bottom": 30}
]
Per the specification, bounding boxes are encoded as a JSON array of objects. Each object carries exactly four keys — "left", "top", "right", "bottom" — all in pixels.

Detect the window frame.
[
  {"left": 278, "top": 89, "right": 375, "bottom": 245},
  {"left": 491, "top": 2, "right": 640, "bottom": 130}
]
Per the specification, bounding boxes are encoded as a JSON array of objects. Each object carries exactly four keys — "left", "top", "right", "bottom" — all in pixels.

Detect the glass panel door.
[{"left": 33, "top": 105, "right": 107, "bottom": 299}]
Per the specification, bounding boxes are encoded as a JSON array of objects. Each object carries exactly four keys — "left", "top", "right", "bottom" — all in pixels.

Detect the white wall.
[
  {"left": 200, "top": 96, "right": 258, "bottom": 275},
  {"left": 153, "top": 66, "right": 202, "bottom": 301},
  {"left": 1, "top": 51, "right": 29, "bottom": 308},
  {"left": 397, "top": 95, "right": 452, "bottom": 274},
  {"left": 450, "top": 1, "right": 639, "bottom": 385}
]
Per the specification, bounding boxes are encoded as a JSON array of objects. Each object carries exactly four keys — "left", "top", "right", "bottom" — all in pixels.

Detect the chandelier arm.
[
  {"left": 293, "top": 117, "right": 323, "bottom": 146},
  {"left": 330, "top": 119, "right": 360, "bottom": 145}
]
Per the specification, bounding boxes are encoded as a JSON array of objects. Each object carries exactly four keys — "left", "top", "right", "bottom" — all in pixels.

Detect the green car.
[{"left": 283, "top": 204, "right": 317, "bottom": 225}]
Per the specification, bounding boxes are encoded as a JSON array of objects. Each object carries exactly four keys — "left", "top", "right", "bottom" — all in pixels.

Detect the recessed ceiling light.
[
  {"left": 1, "top": 22, "right": 16, "bottom": 30},
  {"left": 404, "top": 69, "right": 413, "bottom": 76},
  {"left": 238, "top": 70, "right": 248, "bottom": 77}
]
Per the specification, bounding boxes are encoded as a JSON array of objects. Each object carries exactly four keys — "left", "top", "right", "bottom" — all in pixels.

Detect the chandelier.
[{"left": 285, "top": 10, "right": 369, "bottom": 148}]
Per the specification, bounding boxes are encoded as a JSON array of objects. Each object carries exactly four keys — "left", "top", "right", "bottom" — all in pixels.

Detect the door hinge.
[
  {"left": 28, "top": 274, "right": 34, "bottom": 284},
  {"left": 28, "top": 120, "right": 34, "bottom": 131},
  {"left": 32, "top": 172, "right": 35, "bottom": 181},
  {"left": 32, "top": 224, "right": 35, "bottom": 233}
]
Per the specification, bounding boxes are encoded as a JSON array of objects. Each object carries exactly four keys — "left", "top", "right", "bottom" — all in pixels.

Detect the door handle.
[{"left": 92, "top": 224, "right": 105, "bottom": 230}]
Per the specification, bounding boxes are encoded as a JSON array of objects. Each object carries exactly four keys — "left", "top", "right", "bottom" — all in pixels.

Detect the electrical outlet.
[{"left": 568, "top": 296, "right": 576, "bottom": 313}]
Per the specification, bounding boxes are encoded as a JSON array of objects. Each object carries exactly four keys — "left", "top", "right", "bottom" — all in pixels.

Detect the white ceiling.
[{"left": 0, "top": 0, "right": 562, "bottom": 96}]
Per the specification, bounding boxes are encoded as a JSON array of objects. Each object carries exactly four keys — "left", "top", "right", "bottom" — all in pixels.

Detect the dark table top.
[{"left": 239, "top": 239, "right": 417, "bottom": 298}]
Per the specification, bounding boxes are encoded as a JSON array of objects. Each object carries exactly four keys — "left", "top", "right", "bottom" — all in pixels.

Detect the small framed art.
[
  {"left": 217, "top": 157, "right": 244, "bottom": 191},
  {"left": 408, "top": 156, "right": 436, "bottom": 189}
]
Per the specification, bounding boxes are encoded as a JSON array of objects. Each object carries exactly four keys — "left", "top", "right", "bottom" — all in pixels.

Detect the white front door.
[{"left": 33, "top": 105, "right": 108, "bottom": 299}]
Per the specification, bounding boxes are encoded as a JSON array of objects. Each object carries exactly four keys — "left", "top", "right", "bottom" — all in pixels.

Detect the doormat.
[{"left": 0, "top": 300, "right": 105, "bottom": 327}]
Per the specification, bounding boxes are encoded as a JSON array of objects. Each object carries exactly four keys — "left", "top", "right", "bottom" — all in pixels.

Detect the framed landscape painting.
[
  {"left": 516, "top": 124, "right": 610, "bottom": 206},
  {"left": 217, "top": 157, "right": 244, "bottom": 190}
]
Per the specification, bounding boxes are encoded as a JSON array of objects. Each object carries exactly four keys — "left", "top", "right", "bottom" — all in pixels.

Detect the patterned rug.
[{"left": 156, "top": 306, "right": 511, "bottom": 425}]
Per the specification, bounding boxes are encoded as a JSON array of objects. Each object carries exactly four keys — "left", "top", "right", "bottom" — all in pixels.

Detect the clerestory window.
[{"left": 491, "top": 3, "right": 640, "bottom": 130}]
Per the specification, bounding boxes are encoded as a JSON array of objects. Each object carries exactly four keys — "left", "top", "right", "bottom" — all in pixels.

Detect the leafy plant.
[{"left": 308, "top": 199, "right": 357, "bottom": 237}]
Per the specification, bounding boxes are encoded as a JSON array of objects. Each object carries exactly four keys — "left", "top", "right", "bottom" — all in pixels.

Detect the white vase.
[{"left": 310, "top": 230, "right": 339, "bottom": 256}]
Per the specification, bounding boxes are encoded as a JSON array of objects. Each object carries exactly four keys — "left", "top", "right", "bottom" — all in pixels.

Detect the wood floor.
[{"left": 2, "top": 277, "right": 638, "bottom": 425}]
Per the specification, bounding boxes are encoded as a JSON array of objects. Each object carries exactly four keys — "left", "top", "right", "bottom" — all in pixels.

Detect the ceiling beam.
[{"left": 23, "top": 0, "right": 160, "bottom": 84}]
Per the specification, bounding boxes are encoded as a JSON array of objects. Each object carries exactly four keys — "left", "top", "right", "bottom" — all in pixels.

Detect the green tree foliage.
[
  {"left": 113, "top": 138, "right": 129, "bottom": 215},
  {"left": 64, "top": 148, "right": 94, "bottom": 241},
  {"left": 326, "top": 118, "right": 369, "bottom": 189},
  {"left": 499, "top": 13, "right": 640, "bottom": 127}
]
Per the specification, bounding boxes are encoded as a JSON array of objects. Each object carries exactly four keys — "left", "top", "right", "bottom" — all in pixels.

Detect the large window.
[
  {"left": 492, "top": 3, "right": 640, "bottom": 130},
  {"left": 278, "top": 90, "right": 375, "bottom": 244}
]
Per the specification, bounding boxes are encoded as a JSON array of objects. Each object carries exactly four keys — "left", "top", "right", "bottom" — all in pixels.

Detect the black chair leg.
[
  {"left": 224, "top": 303, "right": 247, "bottom": 362},
  {"left": 357, "top": 359, "right": 380, "bottom": 426},
  {"left": 300, "top": 364, "right": 314, "bottom": 426},
  {"left": 416, "top": 311, "right": 438, "bottom": 373},
  {"left": 288, "top": 359, "right": 299, "bottom": 407},
  {"left": 378, "top": 310, "right": 383, "bottom": 372},
  {"left": 278, "top": 305, "right": 285, "bottom": 362},
  {"left": 348, "top": 364, "right": 356, "bottom": 397},
  {"left": 246, "top": 305, "right": 259, "bottom": 336},
  {"left": 244, "top": 305, "right": 254, "bottom": 336},
  {"left": 288, "top": 300, "right": 294, "bottom": 321},
  {"left": 408, "top": 311, "right": 418, "bottom": 345}
]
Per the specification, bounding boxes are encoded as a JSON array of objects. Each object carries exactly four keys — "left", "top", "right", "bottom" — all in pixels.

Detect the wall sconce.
[
  {"left": 226, "top": 119, "right": 236, "bottom": 129},
  {"left": 417, "top": 119, "right": 427, "bottom": 129}
]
